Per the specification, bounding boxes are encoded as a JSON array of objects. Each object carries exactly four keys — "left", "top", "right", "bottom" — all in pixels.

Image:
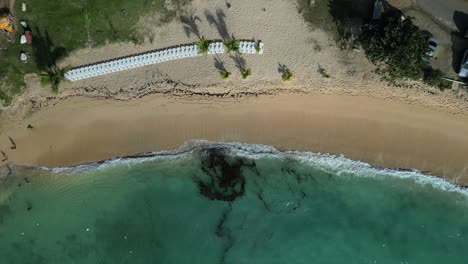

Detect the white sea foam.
[{"left": 27, "top": 140, "right": 468, "bottom": 196}]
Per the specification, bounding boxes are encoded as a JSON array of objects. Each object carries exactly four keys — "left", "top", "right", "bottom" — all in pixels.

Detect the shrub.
[
  {"left": 318, "top": 65, "right": 330, "bottom": 78},
  {"left": 255, "top": 41, "right": 261, "bottom": 53},
  {"left": 423, "top": 68, "right": 451, "bottom": 90},
  {"left": 195, "top": 36, "right": 212, "bottom": 54},
  {"left": 282, "top": 69, "right": 293, "bottom": 81},
  {"left": 241, "top": 68, "right": 251, "bottom": 79},
  {"left": 359, "top": 12, "right": 429, "bottom": 82},
  {"left": 220, "top": 70, "right": 230, "bottom": 79},
  {"left": 40, "top": 66, "right": 70, "bottom": 93},
  {"left": 224, "top": 36, "right": 240, "bottom": 53}
]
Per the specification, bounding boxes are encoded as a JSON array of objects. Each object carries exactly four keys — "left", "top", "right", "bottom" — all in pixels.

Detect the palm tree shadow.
[
  {"left": 230, "top": 54, "right": 245, "bottom": 73},
  {"left": 32, "top": 28, "right": 68, "bottom": 70},
  {"left": 204, "top": 9, "right": 229, "bottom": 41},
  {"left": 214, "top": 56, "right": 226, "bottom": 72},
  {"left": 180, "top": 15, "right": 201, "bottom": 39},
  {"left": 278, "top": 63, "right": 289, "bottom": 74}
]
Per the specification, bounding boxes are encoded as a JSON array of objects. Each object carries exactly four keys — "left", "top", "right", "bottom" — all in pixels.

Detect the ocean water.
[{"left": 0, "top": 142, "right": 467, "bottom": 264}]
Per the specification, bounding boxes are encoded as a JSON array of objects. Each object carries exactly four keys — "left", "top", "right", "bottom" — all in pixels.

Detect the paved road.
[{"left": 414, "top": 0, "right": 468, "bottom": 32}]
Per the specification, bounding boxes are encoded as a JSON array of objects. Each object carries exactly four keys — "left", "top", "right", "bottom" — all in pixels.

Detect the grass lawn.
[{"left": 0, "top": 0, "right": 179, "bottom": 105}]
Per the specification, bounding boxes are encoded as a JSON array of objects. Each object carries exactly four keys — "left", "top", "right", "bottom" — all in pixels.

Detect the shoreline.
[
  {"left": 2, "top": 93, "right": 468, "bottom": 185},
  {"left": 14, "top": 141, "right": 468, "bottom": 194}
]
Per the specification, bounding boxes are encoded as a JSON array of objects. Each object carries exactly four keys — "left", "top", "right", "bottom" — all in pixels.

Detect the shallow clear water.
[{"left": 0, "top": 143, "right": 467, "bottom": 264}]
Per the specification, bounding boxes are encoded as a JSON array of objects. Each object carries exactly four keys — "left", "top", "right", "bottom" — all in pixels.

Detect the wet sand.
[{"left": 1, "top": 93, "right": 468, "bottom": 185}]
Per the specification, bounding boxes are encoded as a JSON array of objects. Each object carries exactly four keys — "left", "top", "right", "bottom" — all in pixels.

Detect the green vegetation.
[
  {"left": 195, "top": 36, "right": 212, "bottom": 54},
  {"left": 422, "top": 68, "right": 451, "bottom": 90},
  {"left": 318, "top": 65, "right": 330, "bottom": 78},
  {"left": 0, "top": 89, "right": 12, "bottom": 106},
  {"left": 0, "top": 38, "right": 38, "bottom": 105},
  {"left": 40, "top": 66, "right": 70, "bottom": 94},
  {"left": 282, "top": 69, "right": 293, "bottom": 81},
  {"left": 241, "top": 68, "right": 251, "bottom": 79},
  {"left": 359, "top": 12, "right": 429, "bottom": 82},
  {"left": 224, "top": 36, "right": 240, "bottom": 53},
  {"left": 298, "top": 1, "right": 451, "bottom": 89},
  {"left": 22, "top": 0, "right": 177, "bottom": 51},
  {"left": 220, "top": 70, "right": 230, "bottom": 79},
  {"left": 255, "top": 41, "right": 261, "bottom": 53},
  {"left": 0, "top": 0, "right": 183, "bottom": 105}
]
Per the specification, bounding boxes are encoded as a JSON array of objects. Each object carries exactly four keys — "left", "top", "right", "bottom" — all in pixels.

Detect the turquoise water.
[{"left": 0, "top": 143, "right": 467, "bottom": 263}]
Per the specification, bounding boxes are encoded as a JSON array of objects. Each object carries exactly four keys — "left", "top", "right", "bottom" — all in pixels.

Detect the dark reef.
[
  {"left": 195, "top": 148, "right": 256, "bottom": 202},
  {"left": 215, "top": 205, "right": 234, "bottom": 264}
]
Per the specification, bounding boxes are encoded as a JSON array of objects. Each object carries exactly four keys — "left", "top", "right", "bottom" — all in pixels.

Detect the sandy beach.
[
  {"left": 2, "top": 93, "right": 468, "bottom": 185},
  {"left": 2, "top": 1, "right": 468, "bottom": 263},
  {"left": 1, "top": 0, "right": 468, "bottom": 185}
]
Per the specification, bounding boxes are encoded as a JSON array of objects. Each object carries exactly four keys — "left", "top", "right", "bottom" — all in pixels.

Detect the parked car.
[
  {"left": 458, "top": 49, "right": 468, "bottom": 78},
  {"left": 368, "top": 0, "right": 383, "bottom": 29},
  {"left": 422, "top": 37, "right": 438, "bottom": 62}
]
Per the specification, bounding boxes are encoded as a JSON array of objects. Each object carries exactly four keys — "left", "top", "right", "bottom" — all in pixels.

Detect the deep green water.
[{"left": 0, "top": 143, "right": 467, "bottom": 264}]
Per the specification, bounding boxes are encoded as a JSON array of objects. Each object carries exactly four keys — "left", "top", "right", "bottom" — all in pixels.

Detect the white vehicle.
[
  {"left": 422, "top": 37, "right": 438, "bottom": 62},
  {"left": 458, "top": 49, "right": 468, "bottom": 78}
]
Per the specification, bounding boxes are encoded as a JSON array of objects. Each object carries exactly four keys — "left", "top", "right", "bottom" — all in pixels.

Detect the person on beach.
[
  {"left": 8, "top": 136, "right": 16, "bottom": 149},
  {"left": 27, "top": 124, "right": 33, "bottom": 129}
]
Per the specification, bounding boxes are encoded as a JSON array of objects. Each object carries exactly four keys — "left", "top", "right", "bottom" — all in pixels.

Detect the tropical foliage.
[
  {"left": 1, "top": 0, "right": 180, "bottom": 105},
  {"left": 40, "top": 66, "right": 70, "bottom": 93},
  {"left": 195, "top": 36, "right": 212, "bottom": 54},
  {"left": 241, "top": 68, "right": 252, "bottom": 79},
  {"left": 359, "top": 12, "right": 429, "bottom": 81},
  {"left": 255, "top": 41, "right": 261, "bottom": 53},
  {"left": 282, "top": 69, "right": 293, "bottom": 81},
  {"left": 318, "top": 65, "right": 330, "bottom": 78},
  {"left": 422, "top": 67, "right": 451, "bottom": 90},
  {"left": 220, "top": 70, "right": 231, "bottom": 79},
  {"left": 224, "top": 36, "right": 240, "bottom": 53}
]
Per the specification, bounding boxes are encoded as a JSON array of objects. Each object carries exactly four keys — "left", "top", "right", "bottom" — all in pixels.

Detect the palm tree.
[
  {"left": 318, "top": 64, "right": 330, "bottom": 78},
  {"left": 282, "top": 69, "right": 293, "bottom": 81},
  {"left": 255, "top": 41, "right": 261, "bottom": 53},
  {"left": 241, "top": 68, "right": 251, "bottom": 79},
  {"left": 40, "top": 65, "right": 70, "bottom": 93},
  {"left": 220, "top": 69, "right": 231, "bottom": 79},
  {"left": 224, "top": 36, "right": 240, "bottom": 53},
  {"left": 195, "top": 36, "right": 212, "bottom": 54}
]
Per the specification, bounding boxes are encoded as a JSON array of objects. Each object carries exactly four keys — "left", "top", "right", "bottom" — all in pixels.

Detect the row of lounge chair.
[
  {"left": 65, "top": 41, "right": 264, "bottom": 81},
  {"left": 238, "top": 41, "right": 263, "bottom": 54}
]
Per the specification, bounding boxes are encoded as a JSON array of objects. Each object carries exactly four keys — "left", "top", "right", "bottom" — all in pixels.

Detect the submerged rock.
[{"left": 195, "top": 148, "right": 254, "bottom": 202}]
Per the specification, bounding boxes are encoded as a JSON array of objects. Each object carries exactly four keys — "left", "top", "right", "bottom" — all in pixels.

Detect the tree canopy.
[
  {"left": 195, "top": 36, "right": 212, "bottom": 54},
  {"left": 359, "top": 12, "right": 429, "bottom": 81},
  {"left": 40, "top": 66, "right": 70, "bottom": 93},
  {"left": 224, "top": 36, "right": 240, "bottom": 53}
]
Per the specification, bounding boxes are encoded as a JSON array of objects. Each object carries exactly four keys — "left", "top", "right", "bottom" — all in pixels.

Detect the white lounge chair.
[
  {"left": 154, "top": 53, "right": 159, "bottom": 63},
  {"left": 65, "top": 40, "right": 265, "bottom": 81},
  {"left": 181, "top": 46, "right": 188, "bottom": 57}
]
